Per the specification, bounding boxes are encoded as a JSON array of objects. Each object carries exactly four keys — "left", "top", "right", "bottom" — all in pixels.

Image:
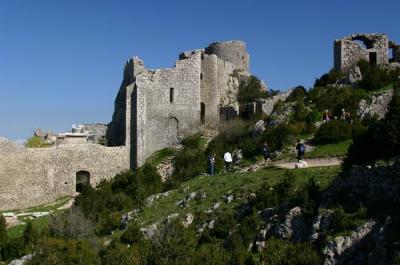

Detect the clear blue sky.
[{"left": 1, "top": 0, "right": 399, "bottom": 140}]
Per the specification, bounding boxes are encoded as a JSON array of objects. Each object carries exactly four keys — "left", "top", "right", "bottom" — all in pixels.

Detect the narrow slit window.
[{"left": 170, "top": 87, "right": 174, "bottom": 103}]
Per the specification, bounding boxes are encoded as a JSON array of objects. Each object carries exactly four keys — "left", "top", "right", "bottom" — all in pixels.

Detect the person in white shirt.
[{"left": 224, "top": 151, "right": 233, "bottom": 172}]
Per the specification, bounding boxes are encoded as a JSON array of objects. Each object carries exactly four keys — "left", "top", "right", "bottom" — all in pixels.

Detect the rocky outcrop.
[
  {"left": 276, "top": 206, "right": 307, "bottom": 242},
  {"left": 358, "top": 89, "right": 393, "bottom": 120},
  {"left": 323, "top": 220, "right": 377, "bottom": 265},
  {"left": 256, "top": 89, "right": 293, "bottom": 117},
  {"left": 8, "top": 254, "right": 33, "bottom": 265}
]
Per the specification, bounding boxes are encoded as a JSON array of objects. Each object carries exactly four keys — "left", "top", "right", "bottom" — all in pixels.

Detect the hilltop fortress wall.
[{"left": 0, "top": 142, "right": 129, "bottom": 211}]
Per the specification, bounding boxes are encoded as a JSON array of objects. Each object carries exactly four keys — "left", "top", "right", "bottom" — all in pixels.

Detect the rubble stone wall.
[{"left": 0, "top": 144, "right": 129, "bottom": 211}]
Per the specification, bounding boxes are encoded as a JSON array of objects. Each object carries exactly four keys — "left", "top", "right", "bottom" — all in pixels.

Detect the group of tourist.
[
  {"left": 322, "top": 109, "right": 353, "bottom": 124},
  {"left": 207, "top": 151, "right": 234, "bottom": 175}
]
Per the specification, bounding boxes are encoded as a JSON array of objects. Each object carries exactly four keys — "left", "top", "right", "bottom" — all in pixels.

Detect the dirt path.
[{"left": 272, "top": 157, "right": 342, "bottom": 169}]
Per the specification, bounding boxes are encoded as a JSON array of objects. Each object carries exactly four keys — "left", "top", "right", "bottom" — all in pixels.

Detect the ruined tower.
[{"left": 334, "top": 33, "right": 400, "bottom": 72}]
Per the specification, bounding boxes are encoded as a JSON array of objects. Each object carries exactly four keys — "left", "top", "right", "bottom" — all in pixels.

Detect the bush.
[
  {"left": 357, "top": 60, "right": 400, "bottom": 91},
  {"left": 314, "top": 69, "right": 346, "bottom": 87},
  {"left": 307, "top": 86, "right": 367, "bottom": 118},
  {"left": 25, "top": 136, "right": 50, "bottom": 148},
  {"left": 286, "top": 86, "right": 306, "bottom": 103},
  {"left": 344, "top": 84, "right": 400, "bottom": 168},
  {"left": 314, "top": 120, "right": 352, "bottom": 144},
  {"left": 260, "top": 237, "right": 321, "bottom": 265},
  {"left": 99, "top": 242, "right": 141, "bottom": 265},
  {"left": 48, "top": 207, "right": 95, "bottom": 240},
  {"left": 120, "top": 223, "right": 143, "bottom": 245},
  {"left": 173, "top": 134, "right": 206, "bottom": 181},
  {"left": 237, "top": 75, "right": 267, "bottom": 104},
  {"left": 27, "top": 238, "right": 100, "bottom": 265}
]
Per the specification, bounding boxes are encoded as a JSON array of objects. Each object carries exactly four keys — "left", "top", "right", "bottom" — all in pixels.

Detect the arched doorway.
[{"left": 76, "top": 170, "right": 90, "bottom": 193}]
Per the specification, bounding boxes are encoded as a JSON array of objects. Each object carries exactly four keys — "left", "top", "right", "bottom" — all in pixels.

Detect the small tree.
[
  {"left": 23, "top": 221, "right": 37, "bottom": 247},
  {"left": 237, "top": 75, "right": 267, "bottom": 104}
]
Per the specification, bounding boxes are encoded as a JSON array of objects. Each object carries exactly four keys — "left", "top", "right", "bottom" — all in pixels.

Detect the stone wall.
[
  {"left": 0, "top": 143, "right": 129, "bottom": 211},
  {"left": 108, "top": 40, "right": 253, "bottom": 169},
  {"left": 205, "top": 41, "right": 250, "bottom": 73},
  {"left": 334, "top": 33, "right": 389, "bottom": 72},
  {"left": 131, "top": 52, "right": 202, "bottom": 167}
]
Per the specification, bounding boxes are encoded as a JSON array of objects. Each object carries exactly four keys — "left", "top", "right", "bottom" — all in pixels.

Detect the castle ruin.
[
  {"left": 334, "top": 33, "right": 400, "bottom": 72},
  {"left": 107, "top": 41, "right": 252, "bottom": 168}
]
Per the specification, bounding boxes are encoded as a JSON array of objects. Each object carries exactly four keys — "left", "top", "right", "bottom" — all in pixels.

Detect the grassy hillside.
[{"left": 137, "top": 166, "right": 340, "bottom": 226}]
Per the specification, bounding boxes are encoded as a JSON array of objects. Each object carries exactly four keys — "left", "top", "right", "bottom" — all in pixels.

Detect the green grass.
[
  {"left": 145, "top": 147, "right": 176, "bottom": 166},
  {"left": 3, "top": 196, "right": 71, "bottom": 214},
  {"left": 305, "top": 140, "right": 352, "bottom": 158},
  {"left": 136, "top": 166, "right": 340, "bottom": 226},
  {"left": 7, "top": 216, "right": 49, "bottom": 238},
  {"left": 370, "top": 83, "right": 394, "bottom": 94}
]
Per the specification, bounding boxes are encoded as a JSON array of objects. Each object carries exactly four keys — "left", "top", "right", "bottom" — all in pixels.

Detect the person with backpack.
[
  {"left": 295, "top": 139, "right": 306, "bottom": 162},
  {"left": 262, "top": 142, "right": 271, "bottom": 165}
]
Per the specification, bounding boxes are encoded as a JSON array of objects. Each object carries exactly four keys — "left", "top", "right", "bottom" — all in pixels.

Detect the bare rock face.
[
  {"left": 348, "top": 66, "right": 362, "bottom": 84},
  {"left": 310, "top": 209, "right": 334, "bottom": 241},
  {"left": 358, "top": 89, "right": 393, "bottom": 120},
  {"left": 323, "top": 220, "right": 376, "bottom": 265},
  {"left": 251, "top": 120, "right": 266, "bottom": 138},
  {"left": 276, "top": 206, "right": 307, "bottom": 242},
  {"left": 8, "top": 254, "right": 33, "bottom": 265}
]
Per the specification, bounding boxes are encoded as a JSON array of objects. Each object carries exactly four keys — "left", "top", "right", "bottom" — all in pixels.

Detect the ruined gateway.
[
  {"left": 334, "top": 33, "right": 400, "bottom": 72},
  {"left": 107, "top": 40, "right": 251, "bottom": 168}
]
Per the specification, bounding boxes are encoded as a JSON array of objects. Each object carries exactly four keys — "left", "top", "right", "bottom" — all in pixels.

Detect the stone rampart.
[{"left": 0, "top": 143, "right": 129, "bottom": 211}]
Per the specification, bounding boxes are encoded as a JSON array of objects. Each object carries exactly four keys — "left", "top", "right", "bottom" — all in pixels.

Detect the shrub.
[
  {"left": 0, "top": 215, "right": 6, "bottom": 247},
  {"left": 314, "top": 120, "right": 352, "bottom": 144},
  {"left": 237, "top": 75, "right": 267, "bottom": 104},
  {"left": 120, "top": 223, "right": 143, "bottom": 245},
  {"left": 48, "top": 207, "right": 95, "bottom": 240},
  {"left": 314, "top": 69, "right": 346, "bottom": 87},
  {"left": 25, "top": 136, "right": 50, "bottom": 148},
  {"left": 173, "top": 134, "right": 206, "bottom": 181},
  {"left": 286, "top": 86, "right": 307, "bottom": 103},
  {"left": 344, "top": 83, "right": 400, "bottom": 168},
  {"left": 307, "top": 86, "right": 367, "bottom": 118},
  {"left": 99, "top": 242, "right": 141, "bottom": 265},
  {"left": 27, "top": 238, "right": 100, "bottom": 265},
  {"left": 206, "top": 120, "right": 252, "bottom": 163},
  {"left": 23, "top": 222, "right": 38, "bottom": 247},
  {"left": 260, "top": 237, "right": 321, "bottom": 265},
  {"left": 357, "top": 60, "right": 400, "bottom": 91}
]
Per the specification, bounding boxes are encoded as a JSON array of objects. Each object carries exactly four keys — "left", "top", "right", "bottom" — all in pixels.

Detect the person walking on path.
[
  {"left": 208, "top": 153, "right": 216, "bottom": 175},
  {"left": 223, "top": 151, "right": 233, "bottom": 173},
  {"left": 295, "top": 139, "right": 306, "bottom": 163},
  {"left": 262, "top": 142, "right": 271, "bottom": 165}
]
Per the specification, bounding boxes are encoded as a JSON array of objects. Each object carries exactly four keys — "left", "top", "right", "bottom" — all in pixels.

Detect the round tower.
[{"left": 205, "top": 40, "right": 250, "bottom": 73}]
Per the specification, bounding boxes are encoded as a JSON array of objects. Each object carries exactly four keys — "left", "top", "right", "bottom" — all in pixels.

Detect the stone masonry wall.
[
  {"left": 205, "top": 41, "right": 250, "bottom": 73},
  {"left": 132, "top": 52, "right": 202, "bottom": 167},
  {"left": 334, "top": 33, "right": 389, "bottom": 72},
  {"left": 0, "top": 144, "right": 129, "bottom": 211}
]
